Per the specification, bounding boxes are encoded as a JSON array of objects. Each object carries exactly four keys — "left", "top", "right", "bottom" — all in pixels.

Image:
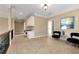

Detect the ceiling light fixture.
[{"left": 43, "top": 4, "right": 48, "bottom": 10}]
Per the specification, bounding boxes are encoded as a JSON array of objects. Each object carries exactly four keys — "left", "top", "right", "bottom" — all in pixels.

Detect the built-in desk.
[{"left": 24, "top": 30, "right": 35, "bottom": 39}]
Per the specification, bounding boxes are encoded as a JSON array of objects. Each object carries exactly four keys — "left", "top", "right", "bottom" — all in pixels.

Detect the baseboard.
[
  {"left": 15, "top": 34, "right": 48, "bottom": 39},
  {"left": 34, "top": 34, "right": 48, "bottom": 38}
]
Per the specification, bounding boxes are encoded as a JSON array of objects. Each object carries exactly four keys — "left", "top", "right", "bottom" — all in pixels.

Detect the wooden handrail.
[{"left": 0, "top": 31, "right": 10, "bottom": 37}]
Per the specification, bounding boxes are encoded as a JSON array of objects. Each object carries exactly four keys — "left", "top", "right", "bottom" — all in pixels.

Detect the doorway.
[{"left": 15, "top": 21, "right": 24, "bottom": 35}]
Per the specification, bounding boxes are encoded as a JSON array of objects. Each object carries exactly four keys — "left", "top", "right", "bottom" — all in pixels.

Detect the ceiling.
[{"left": 0, "top": 4, "right": 79, "bottom": 21}]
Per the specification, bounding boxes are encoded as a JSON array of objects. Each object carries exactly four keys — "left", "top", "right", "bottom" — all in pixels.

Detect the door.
[{"left": 48, "top": 20, "right": 54, "bottom": 37}]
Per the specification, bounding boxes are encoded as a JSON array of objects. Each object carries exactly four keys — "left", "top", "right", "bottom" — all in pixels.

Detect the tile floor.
[{"left": 7, "top": 35, "right": 79, "bottom": 54}]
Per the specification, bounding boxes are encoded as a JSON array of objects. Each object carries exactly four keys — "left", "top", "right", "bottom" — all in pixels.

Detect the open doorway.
[{"left": 15, "top": 21, "right": 24, "bottom": 35}]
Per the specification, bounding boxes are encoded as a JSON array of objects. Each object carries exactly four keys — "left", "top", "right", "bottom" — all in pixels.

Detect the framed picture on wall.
[{"left": 60, "top": 16, "right": 74, "bottom": 30}]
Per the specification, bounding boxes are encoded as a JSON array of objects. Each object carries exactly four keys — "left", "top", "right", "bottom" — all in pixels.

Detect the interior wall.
[
  {"left": 53, "top": 8, "right": 79, "bottom": 36},
  {"left": 34, "top": 16, "right": 48, "bottom": 37},
  {"left": 15, "top": 21, "right": 24, "bottom": 35},
  {"left": 0, "top": 17, "right": 8, "bottom": 32}
]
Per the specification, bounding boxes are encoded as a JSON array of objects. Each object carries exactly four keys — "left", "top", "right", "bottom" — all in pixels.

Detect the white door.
[{"left": 48, "top": 20, "right": 53, "bottom": 37}]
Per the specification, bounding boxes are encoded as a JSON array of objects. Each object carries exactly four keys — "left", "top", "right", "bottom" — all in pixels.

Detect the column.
[{"left": 8, "top": 4, "right": 12, "bottom": 45}]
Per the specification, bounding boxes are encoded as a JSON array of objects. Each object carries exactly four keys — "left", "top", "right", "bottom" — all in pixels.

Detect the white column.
[
  {"left": 24, "top": 21, "right": 26, "bottom": 30},
  {"left": 8, "top": 4, "right": 12, "bottom": 45},
  {"left": 13, "top": 18, "right": 15, "bottom": 36}
]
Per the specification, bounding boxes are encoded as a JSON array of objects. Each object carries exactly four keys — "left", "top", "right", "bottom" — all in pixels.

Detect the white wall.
[{"left": 34, "top": 16, "right": 48, "bottom": 37}]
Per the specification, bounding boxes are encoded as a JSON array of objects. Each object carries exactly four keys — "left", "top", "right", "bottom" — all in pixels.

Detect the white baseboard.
[
  {"left": 15, "top": 34, "right": 48, "bottom": 39},
  {"left": 34, "top": 34, "right": 48, "bottom": 38}
]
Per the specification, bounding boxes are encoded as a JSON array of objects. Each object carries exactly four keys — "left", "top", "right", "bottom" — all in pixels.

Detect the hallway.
[{"left": 7, "top": 35, "right": 79, "bottom": 54}]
